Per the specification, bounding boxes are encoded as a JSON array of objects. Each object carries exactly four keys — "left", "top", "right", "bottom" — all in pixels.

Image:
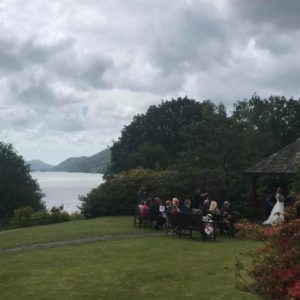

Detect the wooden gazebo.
[{"left": 245, "top": 137, "right": 300, "bottom": 219}]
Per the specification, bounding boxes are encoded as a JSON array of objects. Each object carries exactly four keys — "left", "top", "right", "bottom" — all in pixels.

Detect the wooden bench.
[{"left": 168, "top": 213, "right": 217, "bottom": 241}]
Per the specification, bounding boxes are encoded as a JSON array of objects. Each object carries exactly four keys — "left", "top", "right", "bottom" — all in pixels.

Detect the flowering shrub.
[
  {"left": 234, "top": 219, "right": 281, "bottom": 240},
  {"left": 236, "top": 219, "right": 300, "bottom": 299}
]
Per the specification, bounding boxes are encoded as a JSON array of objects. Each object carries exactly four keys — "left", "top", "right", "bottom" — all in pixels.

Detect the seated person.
[
  {"left": 138, "top": 200, "right": 145, "bottom": 216},
  {"left": 141, "top": 199, "right": 151, "bottom": 220},
  {"left": 221, "top": 201, "right": 231, "bottom": 214},
  {"left": 220, "top": 201, "right": 235, "bottom": 235},
  {"left": 181, "top": 199, "right": 192, "bottom": 214},
  {"left": 164, "top": 200, "right": 172, "bottom": 214},
  {"left": 208, "top": 199, "right": 221, "bottom": 221},
  {"left": 170, "top": 198, "right": 181, "bottom": 215},
  {"left": 201, "top": 199, "right": 210, "bottom": 216},
  {"left": 150, "top": 197, "right": 166, "bottom": 229}
]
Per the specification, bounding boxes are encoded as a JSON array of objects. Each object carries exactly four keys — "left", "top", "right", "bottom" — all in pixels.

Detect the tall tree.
[
  {"left": 107, "top": 97, "right": 214, "bottom": 175},
  {"left": 0, "top": 142, "right": 44, "bottom": 224}
]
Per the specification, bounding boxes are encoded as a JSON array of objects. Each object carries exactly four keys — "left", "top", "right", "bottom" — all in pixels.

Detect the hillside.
[
  {"left": 52, "top": 148, "right": 111, "bottom": 173},
  {"left": 28, "top": 160, "right": 54, "bottom": 171}
]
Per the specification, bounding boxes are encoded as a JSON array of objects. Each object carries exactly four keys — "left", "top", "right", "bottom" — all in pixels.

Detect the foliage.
[
  {"left": 236, "top": 219, "right": 300, "bottom": 299},
  {"left": 80, "top": 167, "right": 234, "bottom": 218},
  {"left": 233, "top": 95, "right": 300, "bottom": 153},
  {"left": 10, "top": 205, "right": 71, "bottom": 228},
  {"left": 108, "top": 95, "right": 300, "bottom": 178},
  {"left": 0, "top": 142, "right": 45, "bottom": 225},
  {"left": 106, "top": 97, "right": 210, "bottom": 175}
]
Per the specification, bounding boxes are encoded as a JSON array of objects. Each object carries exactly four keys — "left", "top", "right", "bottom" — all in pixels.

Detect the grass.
[
  {"left": 0, "top": 217, "right": 260, "bottom": 299},
  {"left": 0, "top": 216, "right": 143, "bottom": 249}
]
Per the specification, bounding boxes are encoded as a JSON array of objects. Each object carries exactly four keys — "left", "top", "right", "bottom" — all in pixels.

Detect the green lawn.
[
  {"left": 0, "top": 216, "right": 143, "bottom": 249},
  {"left": 0, "top": 217, "right": 259, "bottom": 299}
]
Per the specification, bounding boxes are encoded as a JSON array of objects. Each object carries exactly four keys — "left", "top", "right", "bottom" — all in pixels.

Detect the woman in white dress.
[{"left": 263, "top": 187, "right": 285, "bottom": 225}]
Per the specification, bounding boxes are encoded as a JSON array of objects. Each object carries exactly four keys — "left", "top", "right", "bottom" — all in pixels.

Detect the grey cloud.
[
  {"left": 0, "top": 38, "right": 24, "bottom": 72},
  {"left": 0, "top": 35, "right": 74, "bottom": 73},
  {"left": 17, "top": 82, "right": 57, "bottom": 105},
  {"left": 0, "top": 106, "right": 38, "bottom": 129},
  {"left": 150, "top": 7, "right": 229, "bottom": 72},
  {"left": 52, "top": 52, "right": 114, "bottom": 88},
  {"left": 230, "top": 0, "right": 300, "bottom": 30},
  {"left": 22, "top": 38, "right": 75, "bottom": 64}
]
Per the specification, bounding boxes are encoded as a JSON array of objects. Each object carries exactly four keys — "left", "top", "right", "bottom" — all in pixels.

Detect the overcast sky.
[{"left": 1, "top": 0, "right": 300, "bottom": 164}]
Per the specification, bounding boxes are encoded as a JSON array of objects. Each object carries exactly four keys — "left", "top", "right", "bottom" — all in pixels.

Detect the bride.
[{"left": 263, "top": 187, "right": 285, "bottom": 225}]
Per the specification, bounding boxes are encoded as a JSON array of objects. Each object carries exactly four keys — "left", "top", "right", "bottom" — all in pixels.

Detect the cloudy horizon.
[{"left": 1, "top": 0, "right": 300, "bottom": 165}]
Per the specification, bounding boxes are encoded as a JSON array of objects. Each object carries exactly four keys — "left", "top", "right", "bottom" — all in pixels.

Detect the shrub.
[
  {"left": 236, "top": 220, "right": 300, "bottom": 299},
  {"left": 10, "top": 205, "right": 71, "bottom": 228},
  {"left": 31, "top": 211, "right": 52, "bottom": 226},
  {"left": 10, "top": 206, "right": 34, "bottom": 227},
  {"left": 49, "top": 205, "right": 70, "bottom": 223}
]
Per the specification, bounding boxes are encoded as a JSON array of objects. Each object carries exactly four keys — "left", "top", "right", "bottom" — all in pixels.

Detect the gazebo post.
[
  {"left": 250, "top": 175, "right": 265, "bottom": 220},
  {"left": 250, "top": 175, "right": 258, "bottom": 219}
]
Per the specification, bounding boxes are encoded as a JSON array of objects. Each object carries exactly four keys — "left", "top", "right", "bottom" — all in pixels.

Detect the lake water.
[{"left": 31, "top": 172, "right": 104, "bottom": 213}]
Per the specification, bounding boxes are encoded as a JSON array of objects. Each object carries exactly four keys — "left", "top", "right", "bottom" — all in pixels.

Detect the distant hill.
[
  {"left": 52, "top": 148, "right": 111, "bottom": 173},
  {"left": 28, "top": 160, "right": 54, "bottom": 171},
  {"left": 28, "top": 148, "right": 111, "bottom": 174}
]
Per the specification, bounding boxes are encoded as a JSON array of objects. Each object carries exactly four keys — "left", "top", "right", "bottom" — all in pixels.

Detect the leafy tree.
[
  {"left": 177, "top": 104, "right": 249, "bottom": 174},
  {"left": 106, "top": 97, "right": 214, "bottom": 175},
  {"left": 0, "top": 142, "right": 44, "bottom": 225},
  {"left": 233, "top": 95, "right": 300, "bottom": 157}
]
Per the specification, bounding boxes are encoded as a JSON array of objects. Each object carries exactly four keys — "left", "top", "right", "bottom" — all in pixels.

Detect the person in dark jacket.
[
  {"left": 181, "top": 199, "right": 192, "bottom": 214},
  {"left": 137, "top": 185, "right": 147, "bottom": 204},
  {"left": 192, "top": 188, "right": 208, "bottom": 209},
  {"left": 150, "top": 197, "right": 166, "bottom": 229}
]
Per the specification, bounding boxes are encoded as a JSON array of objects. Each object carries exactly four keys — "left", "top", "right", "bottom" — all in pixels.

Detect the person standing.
[
  {"left": 192, "top": 188, "right": 208, "bottom": 209},
  {"left": 263, "top": 187, "right": 285, "bottom": 225},
  {"left": 137, "top": 185, "right": 147, "bottom": 204}
]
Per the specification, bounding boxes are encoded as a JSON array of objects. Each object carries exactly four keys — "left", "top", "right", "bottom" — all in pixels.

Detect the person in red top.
[{"left": 141, "top": 199, "right": 151, "bottom": 220}]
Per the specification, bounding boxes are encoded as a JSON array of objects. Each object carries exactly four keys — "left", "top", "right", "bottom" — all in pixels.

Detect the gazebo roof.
[{"left": 245, "top": 137, "right": 300, "bottom": 175}]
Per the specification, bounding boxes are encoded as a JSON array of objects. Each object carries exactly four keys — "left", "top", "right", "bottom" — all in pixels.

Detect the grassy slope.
[
  {"left": 0, "top": 217, "right": 259, "bottom": 299},
  {"left": 0, "top": 217, "right": 143, "bottom": 249},
  {"left": 0, "top": 238, "right": 258, "bottom": 300}
]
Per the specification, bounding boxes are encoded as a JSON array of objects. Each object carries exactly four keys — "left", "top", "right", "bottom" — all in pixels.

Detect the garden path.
[{"left": 0, "top": 231, "right": 164, "bottom": 254}]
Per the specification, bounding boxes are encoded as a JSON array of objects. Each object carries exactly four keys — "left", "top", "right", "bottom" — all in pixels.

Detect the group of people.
[{"left": 137, "top": 187, "right": 238, "bottom": 234}]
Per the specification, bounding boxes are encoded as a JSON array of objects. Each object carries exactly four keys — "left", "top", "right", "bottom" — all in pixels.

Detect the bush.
[
  {"left": 80, "top": 167, "right": 233, "bottom": 218},
  {"left": 49, "top": 205, "right": 70, "bottom": 223},
  {"left": 10, "top": 206, "right": 34, "bottom": 227},
  {"left": 31, "top": 211, "right": 52, "bottom": 226},
  {"left": 236, "top": 220, "right": 300, "bottom": 299},
  {"left": 10, "top": 205, "right": 71, "bottom": 228}
]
